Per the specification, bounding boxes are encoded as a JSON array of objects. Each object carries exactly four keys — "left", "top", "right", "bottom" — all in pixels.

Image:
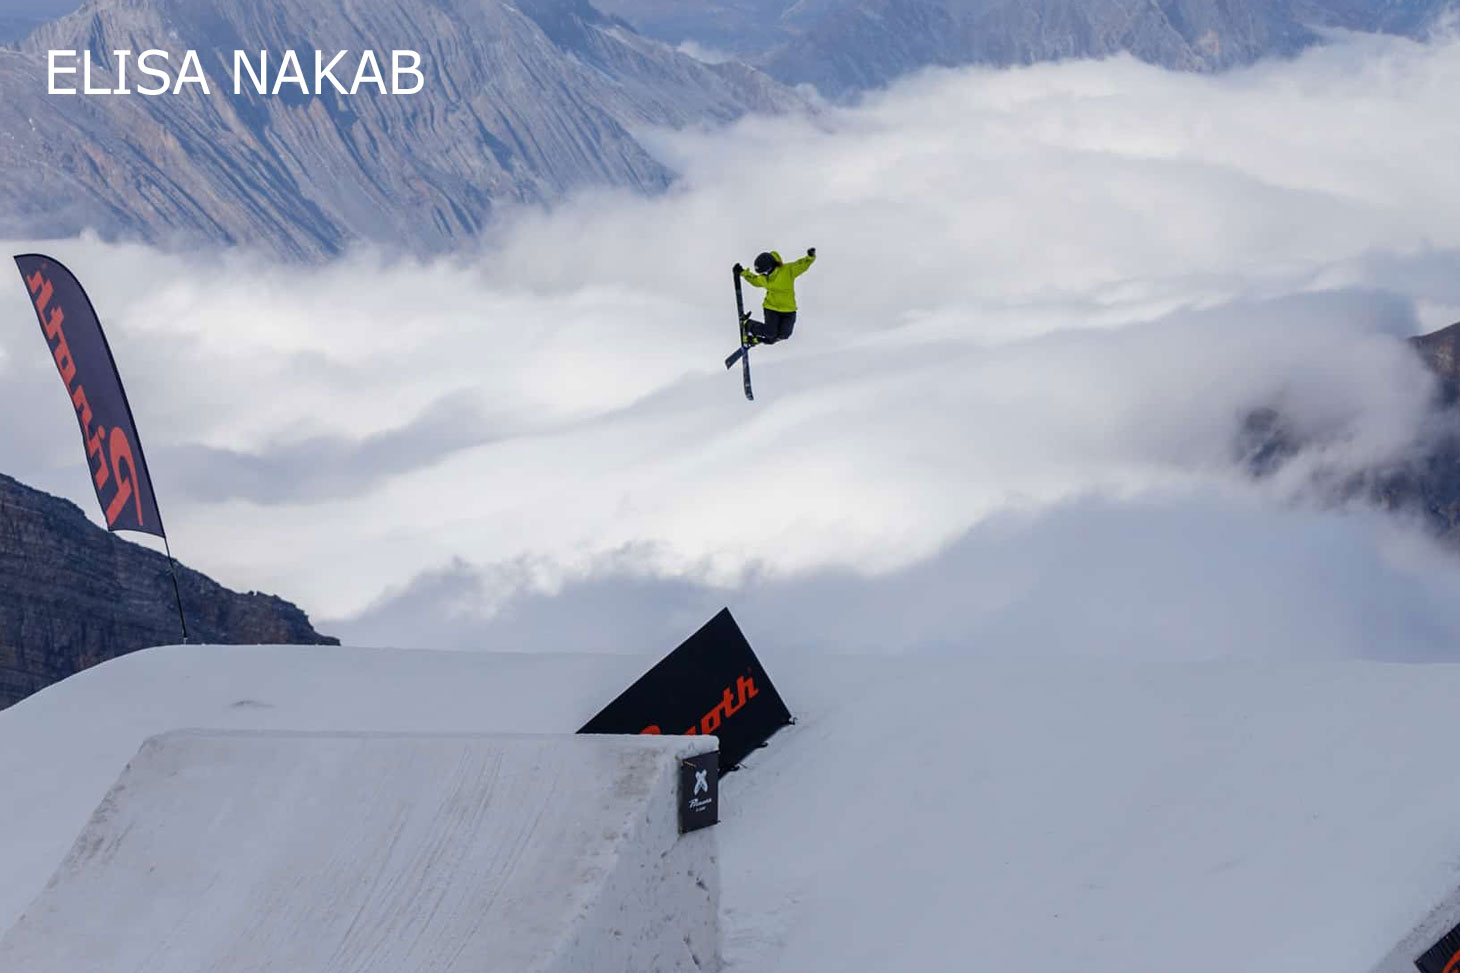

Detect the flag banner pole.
[
  {"left": 162, "top": 537, "right": 189, "bottom": 644},
  {"left": 15, "top": 253, "right": 184, "bottom": 638}
]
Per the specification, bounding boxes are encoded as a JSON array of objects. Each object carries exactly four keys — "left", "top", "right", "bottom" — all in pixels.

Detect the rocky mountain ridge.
[
  {"left": 593, "top": 0, "right": 1457, "bottom": 97},
  {"left": 0, "top": 471, "right": 337, "bottom": 710},
  {"left": 762, "top": 0, "right": 1313, "bottom": 95},
  {"left": 1237, "top": 321, "right": 1460, "bottom": 548},
  {"left": 0, "top": 0, "right": 799, "bottom": 258}
]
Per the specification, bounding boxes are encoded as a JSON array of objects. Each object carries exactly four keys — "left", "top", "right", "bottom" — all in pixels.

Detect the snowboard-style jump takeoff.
[{"left": 725, "top": 248, "right": 816, "bottom": 400}]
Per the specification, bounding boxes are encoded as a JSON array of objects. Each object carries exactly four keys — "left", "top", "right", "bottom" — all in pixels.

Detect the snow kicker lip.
[
  {"left": 1404, "top": 916, "right": 1460, "bottom": 973},
  {"left": 0, "top": 730, "right": 720, "bottom": 973}
]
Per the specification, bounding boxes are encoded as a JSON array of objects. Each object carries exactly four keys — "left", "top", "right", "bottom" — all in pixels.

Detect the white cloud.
[
  {"left": 675, "top": 40, "right": 736, "bottom": 64},
  {"left": 330, "top": 491, "right": 1460, "bottom": 661},
  {"left": 5, "top": 33, "right": 1460, "bottom": 655}
]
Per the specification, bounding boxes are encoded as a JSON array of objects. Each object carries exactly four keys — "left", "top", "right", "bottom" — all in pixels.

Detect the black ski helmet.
[{"left": 753, "top": 251, "right": 778, "bottom": 275}]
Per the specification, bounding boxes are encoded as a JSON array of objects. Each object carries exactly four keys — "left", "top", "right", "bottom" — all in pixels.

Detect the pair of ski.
[{"left": 724, "top": 265, "right": 755, "bottom": 400}]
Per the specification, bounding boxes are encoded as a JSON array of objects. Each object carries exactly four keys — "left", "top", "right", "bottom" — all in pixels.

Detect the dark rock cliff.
[
  {"left": 1412, "top": 322, "right": 1460, "bottom": 407},
  {"left": 0, "top": 471, "right": 337, "bottom": 710},
  {"left": 1237, "top": 321, "right": 1460, "bottom": 547},
  {"left": 1370, "top": 324, "right": 1460, "bottom": 541}
]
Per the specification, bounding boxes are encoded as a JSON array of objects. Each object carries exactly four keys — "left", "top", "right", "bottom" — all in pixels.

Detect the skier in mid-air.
[{"left": 734, "top": 248, "right": 816, "bottom": 345}]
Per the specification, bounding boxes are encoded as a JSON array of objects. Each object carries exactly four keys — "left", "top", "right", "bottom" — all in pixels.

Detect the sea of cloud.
[{"left": 5, "top": 31, "right": 1460, "bottom": 657}]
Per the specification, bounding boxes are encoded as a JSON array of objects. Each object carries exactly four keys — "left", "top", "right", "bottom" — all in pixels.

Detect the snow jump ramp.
[
  {"left": 0, "top": 730, "right": 720, "bottom": 973},
  {"left": 1372, "top": 890, "right": 1460, "bottom": 973}
]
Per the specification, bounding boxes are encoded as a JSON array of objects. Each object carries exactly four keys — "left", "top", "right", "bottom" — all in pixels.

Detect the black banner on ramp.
[
  {"left": 14, "top": 254, "right": 165, "bottom": 537},
  {"left": 1416, "top": 920, "right": 1460, "bottom": 973},
  {"left": 578, "top": 608, "right": 792, "bottom": 772}
]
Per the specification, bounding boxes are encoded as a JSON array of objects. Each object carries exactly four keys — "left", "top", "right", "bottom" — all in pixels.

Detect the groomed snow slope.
[
  {"left": 4, "top": 643, "right": 1460, "bottom": 972},
  {"left": 0, "top": 730, "right": 718, "bottom": 973}
]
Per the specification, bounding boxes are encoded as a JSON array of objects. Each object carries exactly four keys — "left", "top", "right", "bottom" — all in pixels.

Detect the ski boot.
[{"left": 740, "top": 312, "right": 759, "bottom": 346}]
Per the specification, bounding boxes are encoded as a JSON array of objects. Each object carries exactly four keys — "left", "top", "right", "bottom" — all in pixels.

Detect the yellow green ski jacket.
[{"left": 742, "top": 250, "right": 815, "bottom": 312}]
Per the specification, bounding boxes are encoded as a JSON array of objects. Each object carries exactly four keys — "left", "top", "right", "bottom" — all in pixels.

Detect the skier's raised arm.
[
  {"left": 787, "top": 247, "right": 817, "bottom": 277},
  {"left": 736, "top": 262, "right": 769, "bottom": 288}
]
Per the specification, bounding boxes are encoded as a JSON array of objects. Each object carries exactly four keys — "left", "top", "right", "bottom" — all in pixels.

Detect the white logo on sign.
[{"left": 694, "top": 769, "right": 709, "bottom": 795}]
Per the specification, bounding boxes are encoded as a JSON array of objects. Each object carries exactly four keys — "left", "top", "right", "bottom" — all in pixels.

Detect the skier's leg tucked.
[
  {"left": 772, "top": 309, "right": 796, "bottom": 342},
  {"left": 760, "top": 309, "right": 795, "bottom": 343}
]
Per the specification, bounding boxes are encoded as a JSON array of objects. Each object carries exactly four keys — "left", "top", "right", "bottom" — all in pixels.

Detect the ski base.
[{"left": 730, "top": 267, "right": 754, "bottom": 400}]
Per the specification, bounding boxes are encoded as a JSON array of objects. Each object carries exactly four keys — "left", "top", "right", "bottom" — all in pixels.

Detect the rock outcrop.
[
  {"left": 1369, "top": 323, "right": 1460, "bottom": 541},
  {"left": 0, "top": 472, "right": 337, "bottom": 709},
  {"left": 1237, "top": 321, "right": 1460, "bottom": 548}
]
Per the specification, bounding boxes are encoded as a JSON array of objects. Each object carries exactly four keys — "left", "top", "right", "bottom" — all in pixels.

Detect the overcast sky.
[{"left": 6, "top": 32, "right": 1460, "bottom": 659}]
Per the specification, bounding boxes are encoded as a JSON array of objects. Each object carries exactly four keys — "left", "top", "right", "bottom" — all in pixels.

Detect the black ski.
[{"left": 725, "top": 264, "right": 753, "bottom": 400}]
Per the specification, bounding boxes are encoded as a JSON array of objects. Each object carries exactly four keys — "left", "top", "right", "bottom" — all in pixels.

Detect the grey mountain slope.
[
  {"left": 0, "top": 0, "right": 798, "bottom": 258},
  {"left": 761, "top": 0, "right": 1311, "bottom": 95},
  {"left": 594, "top": 0, "right": 1455, "bottom": 97},
  {"left": 1292, "top": 0, "right": 1457, "bottom": 35},
  {"left": 586, "top": 0, "right": 794, "bottom": 57}
]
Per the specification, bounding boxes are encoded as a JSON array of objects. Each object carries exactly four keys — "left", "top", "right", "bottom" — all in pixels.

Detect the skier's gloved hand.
[
  {"left": 807, "top": 247, "right": 816, "bottom": 257},
  {"left": 734, "top": 262, "right": 744, "bottom": 275}
]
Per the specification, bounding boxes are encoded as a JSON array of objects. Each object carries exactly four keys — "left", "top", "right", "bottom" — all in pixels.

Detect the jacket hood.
[{"left": 770, "top": 250, "right": 782, "bottom": 263}]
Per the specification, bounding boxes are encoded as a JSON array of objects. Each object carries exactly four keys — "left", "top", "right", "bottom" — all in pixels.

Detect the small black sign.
[
  {"left": 1417, "top": 919, "right": 1460, "bottom": 973},
  {"left": 578, "top": 608, "right": 793, "bottom": 772},
  {"left": 679, "top": 751, "right": 719, "bottom": 833}
]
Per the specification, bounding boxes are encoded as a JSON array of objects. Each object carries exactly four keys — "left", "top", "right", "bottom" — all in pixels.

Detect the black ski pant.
[{"left": 750, "top": 308, "right": 796, "bottom": 344}]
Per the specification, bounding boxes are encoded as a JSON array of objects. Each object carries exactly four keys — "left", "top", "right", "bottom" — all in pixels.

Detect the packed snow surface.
[
  {"left": 0, "top": 730, "right": 717, "bottom": 973},
  {"left": 3, "top": 643, "right": 1460, "bottom": 972}
]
